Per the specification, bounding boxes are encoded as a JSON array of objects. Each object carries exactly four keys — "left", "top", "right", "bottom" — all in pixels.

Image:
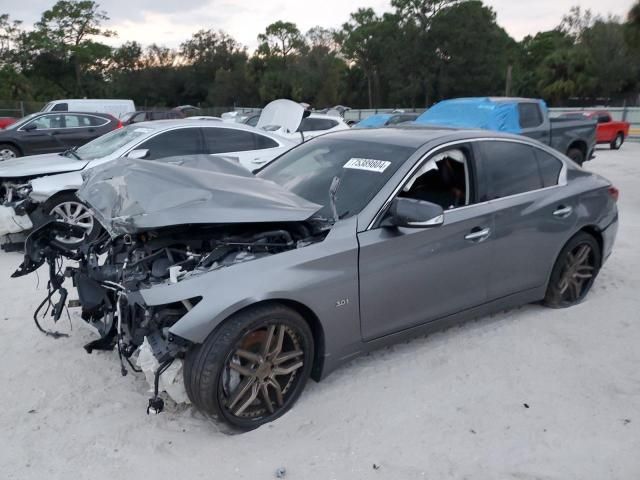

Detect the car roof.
[
  {"left": 36, "top": 111, "right": 115, "bottom": 117},
  {"left": 33, "top": 111, "right": 117, "bottom": 120},
  {"left": 307, "top": 113, "right": 344, "bottom": 121},
  {"left": 318, "top": 125, "right": 543, "bottom": 149},
  {"left": 128, "top": 118, "right": 296, "bottom": 144},
  {"left": 131, "top": 119, "right": 274, "bottom": 131}
]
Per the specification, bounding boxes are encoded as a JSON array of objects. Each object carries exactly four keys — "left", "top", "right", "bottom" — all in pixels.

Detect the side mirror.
[
  {"left": 127, "top": 149, "right": 149, "bottom": 159},
  {"left": 381, "top": 197, "right": 444, "bottom": 228},
  {"left": 23, "top": 123, "right": 37, "bottom": 132}
]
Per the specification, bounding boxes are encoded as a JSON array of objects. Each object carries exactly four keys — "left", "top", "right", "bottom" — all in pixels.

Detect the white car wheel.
[{"left": 49, "top": 200, "right": 95, "bottom": 245}]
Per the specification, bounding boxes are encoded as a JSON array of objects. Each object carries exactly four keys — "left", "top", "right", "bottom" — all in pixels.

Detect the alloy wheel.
[
  {"left": 220, "top": 324, "right": 305, "bottom": 419},
  {"left": 49, "top": 201, "right": 94, "bottom": 244},
  {"left": 0, "top": 148, "right": 16, "bottom": 161},
  {"left": 557, "top": 243, "right": 596, "bottom": 304}
]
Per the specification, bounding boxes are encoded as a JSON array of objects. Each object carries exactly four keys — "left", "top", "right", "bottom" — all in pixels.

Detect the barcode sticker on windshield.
[{"left": 343, "top": 158, "right": 391, "bottom": 173}]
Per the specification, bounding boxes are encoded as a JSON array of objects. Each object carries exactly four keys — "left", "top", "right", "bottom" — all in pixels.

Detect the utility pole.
[{"left": 505, "top": 65, "right": 513, "bottom": 97}]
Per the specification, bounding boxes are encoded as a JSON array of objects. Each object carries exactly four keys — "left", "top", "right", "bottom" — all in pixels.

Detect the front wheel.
[
  {"left": 42, "top": 192, "right": 102, "bottom": 248},
  {"left": 543, "top": 232, "right": 601, "bottom": 308},
  {"left": 567, "top": 148, "right": 585, "bottom": 166},
  {"left": 184, "top": 304, "right": 314, "bottom": 432},
  {"left": 0, "top": 144, "right": 20, "bottom": 161},
  {"left": 610, "top": 133, "right": 624, "bottom": 150}
]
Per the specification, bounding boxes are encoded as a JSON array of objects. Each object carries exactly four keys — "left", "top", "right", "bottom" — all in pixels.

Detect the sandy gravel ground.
[{"left": 1, "top": 144, "right": 639, "bottom": 480}]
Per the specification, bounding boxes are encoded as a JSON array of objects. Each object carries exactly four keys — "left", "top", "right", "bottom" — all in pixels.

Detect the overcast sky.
[{"left": 1, "top": 0, "right": 635, "bottom": 50}]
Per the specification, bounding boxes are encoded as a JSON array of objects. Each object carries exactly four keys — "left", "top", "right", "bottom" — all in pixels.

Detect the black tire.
[
  {"left": 41, "top": 192, "right": 102, "bottom": 248},
  {"left": 0, "top": 143, "right": 20, "bottom": 160},
  {"left": 610, "top": 133, "right": 624, "bottom": 150},
  {"left": 184, "top": 303, "right": 314, "bottom": 433},
  {"left": 543, "top": 232, "right": 602, "bottom": 308},
  {"left": 567, "top": 148, "right": 585, "bottom": 166}
]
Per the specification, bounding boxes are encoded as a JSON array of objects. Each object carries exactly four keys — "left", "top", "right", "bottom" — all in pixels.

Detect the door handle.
[
  {"left": 465, "top": 227, "right": 491, "bottom": 242},
  {"left": 553, "top": 206, "right": 573, "bottom": 218}
]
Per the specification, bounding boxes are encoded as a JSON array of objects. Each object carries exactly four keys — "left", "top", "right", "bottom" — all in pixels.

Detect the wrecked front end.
[
  {"left": 0, "top": 178, "right": 38, "bottom": 243},
  {"left": 13, "top": 157, "right": 327, "bottom": 414}
]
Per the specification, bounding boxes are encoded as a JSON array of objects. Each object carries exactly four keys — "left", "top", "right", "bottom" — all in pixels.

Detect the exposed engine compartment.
[{"left": 14, "top": 219, "right": 329, "bottom": 412}]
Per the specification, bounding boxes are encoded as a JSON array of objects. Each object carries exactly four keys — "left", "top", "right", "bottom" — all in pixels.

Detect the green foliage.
[{"left": 0, "top": 0, "right": 638, "bottom": 108}]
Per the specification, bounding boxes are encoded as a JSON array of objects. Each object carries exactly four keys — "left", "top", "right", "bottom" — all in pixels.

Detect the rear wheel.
[
  {"left": 42, "top": 192, "right": 102, "bottom": 248},
  {"left": 610, "top": 133, "right": 624, "bottom": 150},
  {"left": 0, "top": 144, "right": 20, "bottom": 161},
  {"left": 543, "top": 232, "right": 601, "bottom": 308},
  {"left": 184, "top": 304, "right": 314, "bottom": 433},
  {"left": 567, "top": 148, "right": 585, "bottom": 166}
]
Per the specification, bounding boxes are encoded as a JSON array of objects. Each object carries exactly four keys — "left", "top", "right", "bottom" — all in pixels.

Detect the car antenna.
[{"left": 329, "top": 175, "right": 341, "bottom": 223}]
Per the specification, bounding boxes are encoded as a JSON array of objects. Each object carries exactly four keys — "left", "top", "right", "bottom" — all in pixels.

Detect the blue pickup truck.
[{"left": 416, "top": 97, "right": 597, "bottom": 165}]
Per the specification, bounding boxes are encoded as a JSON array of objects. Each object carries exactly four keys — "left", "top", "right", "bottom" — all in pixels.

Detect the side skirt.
[{"left": 319, "top": 286, "right": 545, "bottom": 380}]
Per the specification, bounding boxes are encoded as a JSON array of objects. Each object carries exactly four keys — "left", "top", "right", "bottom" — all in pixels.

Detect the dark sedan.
[
  {"left": 121, "top": 110, "right": 185, "bottom": 125},
  {"left": 0, "top": 112, "right": 120, "bottom": 160}
]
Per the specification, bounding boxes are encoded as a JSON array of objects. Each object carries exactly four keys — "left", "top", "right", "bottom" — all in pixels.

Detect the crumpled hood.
[
  {"left": 0, "top": 152, "right": 88, "bottom": 178},
  {"left": 77, "top": 155, "right": 322, "bottom": 236}
]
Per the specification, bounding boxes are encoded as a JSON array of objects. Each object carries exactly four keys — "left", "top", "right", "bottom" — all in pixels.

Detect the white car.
[
  {"left": 0, "top": 120, "right": 295, "bottom": 245},
  {"left": 224, "top": 100, "right": 351, "bottom": 139},
  {"left": 41, "top": 99, "right": 136, "bottom": 119}
]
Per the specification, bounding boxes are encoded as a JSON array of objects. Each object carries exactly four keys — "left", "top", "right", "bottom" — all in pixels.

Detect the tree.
[
  {"left": 515, "top": 30, "right": 573, "bottom": 97},
  {"left": 257, "top": 21, "right": 306, "bottom": 61},
  {"left": 391, "top": 0, "right": 459, "bottom": 27},
  {"left": 0, "top": 14, "right": 22, "bottom": 65},
  {"left": 26, "top": 1, "right": 115, "bottom": 95},
  {"left": 337, "top": 9, "right": 386, "bottom": 107},
  {"left": 560, "top": 6, "right": 595, "bottom": 41},
  {"left": 427, "top": 1, "right": 517, "bottom": 101}
]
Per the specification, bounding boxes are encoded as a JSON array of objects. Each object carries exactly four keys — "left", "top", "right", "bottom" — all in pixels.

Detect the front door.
[{"left": 358, "top": 144, "right": 495, "bottom": 341}]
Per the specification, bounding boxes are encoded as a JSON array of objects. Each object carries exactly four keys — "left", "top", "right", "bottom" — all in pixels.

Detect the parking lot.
[{"left": 0, "top": 143, "right": 638, "bottom": 480}]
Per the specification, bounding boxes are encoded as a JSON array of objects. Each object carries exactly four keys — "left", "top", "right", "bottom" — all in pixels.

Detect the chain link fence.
[{"left": 1, "top": 100, "right": 638, "bottom": 140}]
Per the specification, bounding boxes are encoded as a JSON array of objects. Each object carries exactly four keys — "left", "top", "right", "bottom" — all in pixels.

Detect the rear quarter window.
[{"left": 534, "top": 149, "right": 563, "bottom": 187}]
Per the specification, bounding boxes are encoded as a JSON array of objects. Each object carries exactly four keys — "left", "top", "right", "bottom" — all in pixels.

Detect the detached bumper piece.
[{"left": 0, "top": 205, "right": 33, "bottom": 236}]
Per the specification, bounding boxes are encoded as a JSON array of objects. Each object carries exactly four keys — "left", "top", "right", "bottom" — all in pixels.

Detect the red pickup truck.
[
  {"left": 0, "top": 117, "right": 17, "bottom": 129},
  {"left": 562, "top": 110, "right": 630, "bottom": 150}
]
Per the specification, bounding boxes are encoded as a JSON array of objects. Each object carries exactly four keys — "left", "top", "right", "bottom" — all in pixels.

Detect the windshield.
[
  {"left": 258, "top": 137, "right": 416, "bottom": 220},
  {"left": 73, "top": 125, "right": 152, "bottom": 160},
  {"left": 4, "top": 113, "right": 39, "bottom": 131}
]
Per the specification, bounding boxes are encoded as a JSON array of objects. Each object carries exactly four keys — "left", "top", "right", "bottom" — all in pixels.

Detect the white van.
[{"left": 41, "top": 99, "right": 136, "bottom": 118}]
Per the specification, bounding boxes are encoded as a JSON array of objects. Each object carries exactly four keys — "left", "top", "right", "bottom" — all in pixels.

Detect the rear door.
[
  {"left": 57, "top": 114, "right": 109, "bottom": 148},
  {"left": 358, "top": 143, "right": 495, "bottom": 340},
  {"left": 474, "top": 140, "right": 573, "bottom": 299},
  {"left": 202, "top": 127, "right": 284, "bottom": 170},
  {"left": 134, "top": 127, "right": 205, "bottom": 159}
]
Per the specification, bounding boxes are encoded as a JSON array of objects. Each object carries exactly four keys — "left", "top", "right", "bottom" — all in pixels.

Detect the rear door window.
[
  {"left": 518, "top": 103, "right": 543, "bottom": 129},
  {"left": 203, "top": 127, "right": 265, "bottom": 153},
  {"left": 136, "top": 128, "right": 204, "bottom": 160},
  {"left": 477, "top": 141, "right": 544, "bottom": 200}
]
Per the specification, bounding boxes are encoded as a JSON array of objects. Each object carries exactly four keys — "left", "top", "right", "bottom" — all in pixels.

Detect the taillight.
[
  {"left": 116, "top": 120, "right": 123, "bottom": 129},
  {"left": 608, "top": 186, "right": 619, "bottom": 202}
]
